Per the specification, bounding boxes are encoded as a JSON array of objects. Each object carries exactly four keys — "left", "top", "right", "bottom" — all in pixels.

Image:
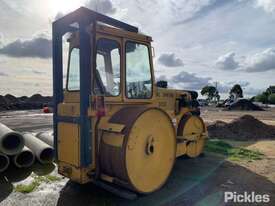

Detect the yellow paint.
[
  {"left": 58, "top": 103, "right": 80, "bottom": 117},
  {"left": 182, "top": 116, "right": 205, "bottom": 139},
  {"left": 176, "top": 141, "right": 187, "bottom": 157},
  {"left": 125, "top": 109, "right": 176, "bottom": 193},
  {"left": 100, "top": 173, "right": 114, "bottom": 183},
  {"left": 56, "top": 17, "right": 208, "bottom": 192},
  {"left": 100, "top": 123, "right": 125, "bottom": 133},
  {"left": 179, "top": 115, "right": 207, "bottom": 158},
  {"left": 186, "top": 139, "right": 206, "bottom": 158},
  {"left": 57, "top": 123, "right": 80, "bottom": 166},
  {"left": 58, "top": 161, "right": 92, "bottom": 184},
  {"left": 102, "top": 132, "right": 124, "bottom": 147}
]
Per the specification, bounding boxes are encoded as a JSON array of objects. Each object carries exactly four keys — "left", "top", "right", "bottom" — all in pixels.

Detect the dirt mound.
[
  {"left": 226, "top": 99, "right": 263, "bottom": 111},
  {"left": 28, "top": 94, "right": 52, "bottom": 103},
  {"left": 18, "top": 96, "right": 28, "bottom": 102},
  {"left": 0, "top": 94, "right": 53, "bottom": 111},
  {"left": 4, "top": 94, "right": 18, "bottom": 104},
  {"left": 28, "top": 94, "right": 44, "bottom": 102},
  {"left": 208, "top": 115, "right": 275, "bottom": 140},
  {"left": 0, "top": 95, "right": 7, "bottom": 105}
]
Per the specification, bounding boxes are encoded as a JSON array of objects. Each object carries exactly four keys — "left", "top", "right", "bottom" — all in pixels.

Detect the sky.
[{"left": 0, "top": 0, "right": 275, "bottom": 98}]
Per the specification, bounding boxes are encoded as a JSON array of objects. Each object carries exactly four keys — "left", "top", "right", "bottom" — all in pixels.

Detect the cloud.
[
  {"left": 156, "top": 75, "right": 168, "bottom": 81},
  {"left": 206, "top": 81, "right": 260, "bottom": 96},
  {"left": 54, "top": 0, "right": 117, "bottom": 21},
  {"left": 158, "top": 53, "right": 184, "bottom": 67},
  {"left": 0, "top": 33, "right": 52, "bottom": 59},
  {"left": 85, "top": 0, "right": 116, "bottom": 14},
  {"left": 170, "top": 71, "right": 212, "bottom": 90},
  {"left": 174, "top": 0, "right": 233, "bottom": 25},
  {"left": 157, "top": 71, "right": 260, "bottom": 95},
  {"left": 256, "top": 0, "right": 275, "bottom": 13},
  {"left": 245, "top": 48, "right": 275, "bottom": 72},
  {"left": 217, "top": 81, "right": 250, "bottom": 93},
  {"left": 215, "top": 52, "right": 239, "bottom": 70},
  {"left": 0, "top": 72, "right": 8, "bottom": 77},
  {"left": 54, "top": 12, "right": 65, "bottom": 20},
  {"left": 228, "top": 81, "right": 250, "bottom": 87},
  {"left": 0, "top": 33, "right": 3, "bottom": 47},
  {"left": 244, "top": 87, "right": 263, "bottom": 95},
  {"left": 31, "top": 69, "right": 46, "bottom": 75}
]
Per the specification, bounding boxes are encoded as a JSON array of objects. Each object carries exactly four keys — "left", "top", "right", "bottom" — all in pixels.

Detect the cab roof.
[{"left": 53, "top": 7, "right": 152, "bottom": 42}]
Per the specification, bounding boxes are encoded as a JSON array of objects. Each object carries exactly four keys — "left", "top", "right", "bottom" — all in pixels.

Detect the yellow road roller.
[{"left": 52, "top": 7, "right": 207, "bottom": 198}]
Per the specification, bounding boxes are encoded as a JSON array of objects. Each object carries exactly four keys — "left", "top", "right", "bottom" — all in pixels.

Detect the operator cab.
[
  {"left": 64, "top": 24, "right": 155, "bottom": 103},
  {"left": 53, "top": 7, "right": 156, "bottom": 176}
]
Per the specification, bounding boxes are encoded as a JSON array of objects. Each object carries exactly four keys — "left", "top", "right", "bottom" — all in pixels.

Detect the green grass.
[
  {"left": 14, "top": 180, "right": 40, "bottom": 193},
  {"left": 205, "top": 139, "right": 264, "bottom": 161},
  {"left": 14, "top": 175, "right": 62, "bottom": 193},
  {"left": 45, "top": 175, "right": 62, "bottom": 182}
]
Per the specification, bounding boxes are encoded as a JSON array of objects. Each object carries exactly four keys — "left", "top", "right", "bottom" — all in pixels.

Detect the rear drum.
[{"left": 99, "top": 107, "right": 176, "bottom": 193}]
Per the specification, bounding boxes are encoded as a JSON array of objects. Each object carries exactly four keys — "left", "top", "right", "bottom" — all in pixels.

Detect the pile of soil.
[
  {"left": 4, "top": 94, "right": 19, "bottom": 104},
  {"left": 226, "top": 99, "right": 263, "bottom": 111},
  {"left": 0, "top": 94, "right": 52, "bottom": 111},
  {"left": 207, "top": 115, "right": 275, "bottom": 140},
  {"left": 0, "top": 95, "right": 7, "bottom": 105}
]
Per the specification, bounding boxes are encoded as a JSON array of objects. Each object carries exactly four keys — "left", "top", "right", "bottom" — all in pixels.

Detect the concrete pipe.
[
  {"left": 22, "top": 133, "right": 54, "bottom": 164},
  {"left": 0, "top": 152, "right": 9, "bottom": 173},
  {"left": 36, "top": 132, "right": 53, "bottom": 147},
  {"left": 0, "top": 123, "right": 24, "bottom": 155},
  {"left": 13, "top": 146, "right": 35, "bottom": 168}
]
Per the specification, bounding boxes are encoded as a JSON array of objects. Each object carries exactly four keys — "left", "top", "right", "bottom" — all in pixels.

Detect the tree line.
[
  {"left": 254, "top": 86, "right": 275, "bottom": 104},
  {"left": 201, "top": 84, "right": 243, "bottom": 102},
  {"left": 200, "top": 84, "right": 275, "bottom": 104}
]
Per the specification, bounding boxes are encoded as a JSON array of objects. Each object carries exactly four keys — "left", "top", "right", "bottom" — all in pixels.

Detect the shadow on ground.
[
  {"left": 1, "top": 153, "right": 274, "bottom": 206},
  {"left": 56, "top": 152, "right": 275, "bottom": 206},
  {"left": 0, "top": 176, "right": 13, "bottom": 202},
  {"left": 0, "top": 162, "right": 55, "bottom": 203}
]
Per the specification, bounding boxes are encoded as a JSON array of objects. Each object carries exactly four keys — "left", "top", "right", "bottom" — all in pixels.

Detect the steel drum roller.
[{"left": 99, "top": 107, "right": 176, "bottom": 193}]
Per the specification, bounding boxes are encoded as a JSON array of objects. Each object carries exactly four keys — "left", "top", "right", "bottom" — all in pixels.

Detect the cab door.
[
  {"left": 93, "top": 34, "right": 123, "bottom": 103},
  {"left": 123, "top": 39, "right": 155, "bottom": 104}
]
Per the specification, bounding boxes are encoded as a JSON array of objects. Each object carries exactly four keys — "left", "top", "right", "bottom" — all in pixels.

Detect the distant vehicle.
[
  {"left": 198, "top": 99, "right": 208, "bottom": 106},
  {"left": 42, "top": 106, "right": 53, "bottom": 113},
  {"left": 42, "top": 103, "right": 53, "bottom": 113},
  {"left": 224, "top": 99, "right": 234, "bottom": 107}
]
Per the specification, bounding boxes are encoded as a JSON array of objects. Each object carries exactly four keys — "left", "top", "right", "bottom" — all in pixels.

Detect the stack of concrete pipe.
[{"left": 0, "top": 123, "right": 54, "bottom": 173}]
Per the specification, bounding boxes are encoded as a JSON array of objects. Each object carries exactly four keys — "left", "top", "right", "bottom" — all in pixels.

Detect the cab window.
[
  {"left": 67, "top": 48, "right": 80, "bottom": 91},
  {"left": 126, "top": 42, "right": 152, "bottom": 99},
  {"left": 94, "top": 38, "right": 121, "bottom": 96}
]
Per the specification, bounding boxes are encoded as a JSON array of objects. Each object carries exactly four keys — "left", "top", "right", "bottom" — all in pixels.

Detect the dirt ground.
[
  {"left": 0, "top": 108, "right": 275, "bottom": 206},
  {"left": 201, "top": 106, "right": 275, "bottom": 190},
  {"left": 201, "top": 106, "right": 275, "bottom": 126}
]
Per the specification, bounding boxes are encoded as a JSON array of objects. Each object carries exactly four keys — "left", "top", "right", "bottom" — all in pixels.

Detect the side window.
[
  {"left": 67, "top": 48, "right": 80, "bottom": 91},
  {"left": 126, "top": 42, "right": 152, "bottom": 99},
  {"left": 95, "top": 38, "right": 121, "bottom": 96}
]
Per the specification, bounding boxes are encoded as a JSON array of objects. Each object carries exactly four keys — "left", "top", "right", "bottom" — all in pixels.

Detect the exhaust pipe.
[
  {"left": 13, "top": 146, "right": 35, "bottom": 168},
  {"left": 36, "top": 132, "right": 53, "bottom": 147},
  {"left": 0, "top": 123, "right": 24, "bottom": 155},
  {"left": 22, "top": 133, "right": 54, "bottom": 164},
  {"left": 0, "top": 152, "right": 9, "bottom": 172}
]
